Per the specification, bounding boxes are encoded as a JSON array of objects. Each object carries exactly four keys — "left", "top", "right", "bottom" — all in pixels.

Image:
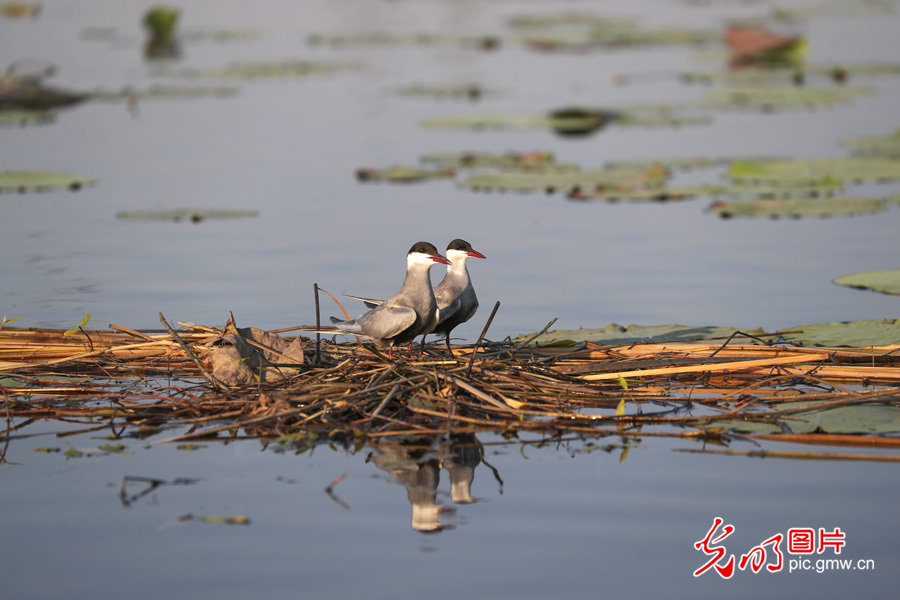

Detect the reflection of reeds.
[{"left": 2, "top": 320, "right": 899, "bottom": 461}]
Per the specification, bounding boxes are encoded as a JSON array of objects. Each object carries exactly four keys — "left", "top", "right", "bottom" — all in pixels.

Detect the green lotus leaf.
[
  {"left": 394, "top": 83, "right": 496, "bottom": 101},
  {"left": 516, "top": 319, "right": 900, "bottom": 348},
  {"left": 179, "top": 60, "right": 361, "bottom": 80},
  {"left": 727, "top": 157, "right": 900, "bottom": 185},
  {"left": 420, "top": 151, "right": 561, "bottom": 170},
  {"left": 833, "top": 270, "right": 900, "bottom": 296},
  {"left": 700, "top": 85, "right": 875, "bottom": 111},
  {"left": 306, "top": 32, "right": 500, "bottom": 51},
  {"left": 841, "top": 129, "right": 900, "bottom": 157},
  {"left": 568, "top": 184, "right": 724, "bottom": 202},
  {"left": 0, "top": 108, "right": 55, "bottom": 127},
  {"left": 708, "top": 196, "right": 892, "bottom": 219},
  {"left": 0, "top": 171, "right": 97, "bottom": 192},
  {"left": 460, "top": 164, "right": 668, "bottom": 194}
]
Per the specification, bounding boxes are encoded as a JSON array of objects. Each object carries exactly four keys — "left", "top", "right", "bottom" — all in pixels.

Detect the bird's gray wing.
[
  {"left": 343, "top": 294, "right": 383, "bottom": 309},
  {"left": 330, "top": 315, "right": 364, "bottom": 334},
  {"left": 436, "top": 298, "right": 462, "bottom": 326},
  {"left": 356, "top": 304, "right": 418, "bottom": 340}
]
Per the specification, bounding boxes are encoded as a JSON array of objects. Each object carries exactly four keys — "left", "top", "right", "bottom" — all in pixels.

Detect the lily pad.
[
  {"left": 833, "top": 270, "right": 900, "bottom": 296},
  {"left": 394, "top": 83, "right": 495, "bottom": 101},
  {"left": 514, "top": 323, "right": 763, "bottom": 346},
  {"left": 178, "top": 59, "right": 360, "bottom": 80},
  {"left": 700, "top": 85, "right": 874, "bottom": 111},
  {"left": 517, "top": 319, "right": 900, "bottom": 347},
  {"left": 0, "top": 171, "right": 98, "bottom": 193},
  {"left": 722, "top": 403, "right": 900, "bottom": 435},
  {"left": 775, "top": 319, "right": 900, "bottom": 347},
  {"left": 307, "top": 32, "right": 500, "bottom": 51},
  {"left": 568, "top": 184, "right": 723, "bottom": 202},
  {"left": 461, "top": 164, "right": 668, "bottom": 194},
  {"left": 841, "top": 130, "right": 900, "bottom": 157},
  {"left": 115, "top": 209, "right": 258, "bottom": 223},
  {"left": 420, "top": 151, "right": 560, "bottom": 170},
  {"left": 422, "top": 105, "right": 704, "bottom": 134},
  {"left": 355, "top": 166, "right": 456, "bottom": 184},
  {"left": 0, "top": 108, "right": 55, "bottom": 127},
  {"left": 727, "top": 157, "right": 900, "bottom": 185},
  {"left": 707, "top": 196, "right": 893, "bottom": 219},
  {"left": 772, "top": 1, "right": 895, "bottom": 20}
]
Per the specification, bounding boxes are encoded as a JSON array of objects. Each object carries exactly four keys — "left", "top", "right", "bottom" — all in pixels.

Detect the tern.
[
  {"left": 430, "top": 239, "right": 486, "bottom": 353},
  {"left": 330, "top": 242, "right": 450, "bottom": 358},
  {"left": 344, "top": 239, "right": 486, "bottom": 354}
]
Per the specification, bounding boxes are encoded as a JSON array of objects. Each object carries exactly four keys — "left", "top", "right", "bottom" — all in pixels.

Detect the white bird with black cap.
[{"left": 330, "top": 241, "right": 450, "bottom": 359}]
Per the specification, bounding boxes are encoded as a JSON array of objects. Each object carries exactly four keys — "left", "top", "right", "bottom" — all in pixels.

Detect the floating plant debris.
[
  {"left": 422, "top": 104, "right": 703, "bottom": 135},
  {"left": 841, "top": 130, "right": 900, "bottom": 157},
  {"left": 0, "top": 108, "right": 54, "bottom": 127},
  {"left": 700, "top": 85, "right": 875, "bottom": 111},
  {"left": 115, "top": 209, "right": 258, "bottom": 223},
  {"left": 724, "top": 24, "right": 807, "bottom": 68},
  {"left": 0, "top": 171, "right": 98, "bottom": 193},
  {"left": 771, "top": 1, "right": 895, "bottom": 20},
  {"left": 355, "top": 166, "right": 456, "bottom": 184},
  {"left": 708, "top": 196, "right": 897, "bottom": 219},
  {"left": 394, "top": 82, "right": 496, "bottom": 101},
  {"left": 0, "top": 2, "right": 39, "bottom": 18},
  {"left": 178, "top": 59, "right": 361, "bottom": 80},
  {"left": 2, "top": 319, "right": 899, "bottom": 461},
  {"left": 420, "top": 151, "right": 560, "bottom": 170},
  {"left": 307, "top": 32, "right": 501, "bottom": 51},
  {"left": 833, "top": 270, "right": 900, "bottom": 296},
  {"left": 568, "top": 184, "right": 724, "bottom": 202},
  {"left": 727, "top": 157, "right": 900, "bottom": 185},
  {"left": 460, "top": 164, "right": 668, "bottom": 194}
]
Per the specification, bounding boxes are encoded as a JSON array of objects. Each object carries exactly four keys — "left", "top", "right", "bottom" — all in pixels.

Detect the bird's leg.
[
  {"left": 445, "top": 334, "right": 452, "bottom": 356},
  {"left": 420, "top": 334, "right": 427, "bottom": 355}
]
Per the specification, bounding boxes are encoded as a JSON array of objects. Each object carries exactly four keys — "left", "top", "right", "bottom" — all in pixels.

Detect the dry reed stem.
[{"left": 1, "top": 325, "right": 898, "bottom": 461}]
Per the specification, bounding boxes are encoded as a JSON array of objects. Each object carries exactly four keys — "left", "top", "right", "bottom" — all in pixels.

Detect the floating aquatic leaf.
[
  {"left": 355, "top": 166, "right": 456, "bottom": 184},
  {"left": 90, "top": 84, "right": 239, "bottom": 102},
  {"left": 519, "top": 20, "right": 718, "bottom": 52},
  {"left": 517, "top": 319, "right": 900, "bottom": 347},
  {"left": 568, "top": 184, "right": 723, "bottom": 202},
  {"left": 461, "top": 164, "right": 667, "bottom": 194},
  {"left": 708, "top": 196, "right": 893, "bottom": 219},
  {"left": 679, "top": 63, "right": 900, "bottom": 86},
  {"left": 32, "top": 447, "right": 61, "bottom": 453},
  {"left": 507, "top": 13, "right": 639, "bottom": 30},
  {"left": 307, "top": 32, "right": 500, "bottom": 51},
  {"left": 115, "top": 209, "right": 258, "bottom": 223},
  {"left": 833, "top": 270, "right": 900, "bottom": 296},
  {"left": 700, "top": 85, "right": 874, "bottom": 111},
  {"left": 776, "top": 319, "right": 900, "bottom": 347},
  {"left": 727, "top": 157, "right": 900, "bottom": 185},
  {"left": 725, "top": 25, "right": 807, "bottom": 68},
  {"left": 722, "top": 177, "right": 845, "bottom": 199},
  {"left": 179, "top": 59, "right": 360, "bottom": 80},
  {"left": 394, "top": 83, "right": 495, "bottom": 101},
  {"left": 771, "top": 1, "right": 895, "bottom": 20},
  {"left": 0, "top": 171, "right": 98, "bottom": 193},
  {"left": 98, "top": 443, "right": 131, "bottom": 455},
  {"left": 841, "top": 130, "right": 900, "bottom": 157},
  {"left": 515, "top": 323, "right": 764, "bottom": 346},
  {"left": 0, "top": 108, "right": 55, "bottom": 127},
  {"left": 177, "top": 444, "right": 207, "bottom": 451},
  {"left": 420, "top": 150, "right": 560, "bottom": 170}
]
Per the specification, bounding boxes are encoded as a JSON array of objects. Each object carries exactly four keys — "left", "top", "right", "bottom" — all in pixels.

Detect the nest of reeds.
[{"left": 2, "top": 311, "right": 899, "bottom": 463}]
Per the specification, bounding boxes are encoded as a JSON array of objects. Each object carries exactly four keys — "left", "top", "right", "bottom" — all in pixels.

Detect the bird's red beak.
[
  {"left": 430, "top": 255, "right": 452, "bottom": 265},
  {"left": 467, "top": 250, "right": 486, "bottom": 259}
]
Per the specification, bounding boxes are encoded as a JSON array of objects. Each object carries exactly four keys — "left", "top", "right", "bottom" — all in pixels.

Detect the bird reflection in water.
[{"left": 368, "top": 434, "right": 488, "bottom": 533}]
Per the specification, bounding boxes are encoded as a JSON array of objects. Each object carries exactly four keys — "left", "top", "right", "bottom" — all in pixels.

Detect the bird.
[
  {"left": 330, "top": 242, "right": 450, "bottom": 359},
  {"left": 430, "top": 239, "right": 486, "bottom": 353}
]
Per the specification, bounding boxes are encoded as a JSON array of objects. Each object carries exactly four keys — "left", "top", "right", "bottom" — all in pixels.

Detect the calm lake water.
[{"left": 2, "top": 1, "right": 899, "bottom": 597}]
